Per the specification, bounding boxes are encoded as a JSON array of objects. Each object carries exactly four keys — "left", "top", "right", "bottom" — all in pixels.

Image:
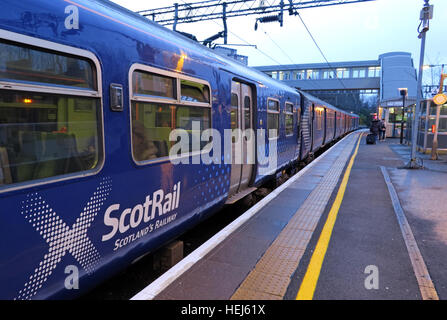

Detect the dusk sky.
[{"left": 111, "top": 0, "right": 446, "bottom": 87}]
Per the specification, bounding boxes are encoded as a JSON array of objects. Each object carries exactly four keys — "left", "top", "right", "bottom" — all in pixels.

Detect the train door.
[
  {"left": 296, "top": 105, "right": 302, "bottom": 159},
  {"left": 310, "top": 104, "right": 315, "bottom": 151},
  {"left": 323, "top": 108, "right": 327, "bottom": 145},
  {"left": 239, "top": 84, "right": 254, "bottom": 191},
  {"left": 336, "top": 112, "right": 339, "bottom": 137},
  {"left": 228, "top": 81, "right": 254, "bottom": 198},
  {"left": 297, "top": 105, "right": 302, "bottom": 143}
]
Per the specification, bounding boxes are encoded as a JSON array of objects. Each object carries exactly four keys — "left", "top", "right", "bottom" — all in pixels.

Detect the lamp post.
[
  {"left": 408, "top": 0, "right": 433, "bottom": 169},
  {"left": 399, "top": 88, "right": 408, "bottom": 144}
]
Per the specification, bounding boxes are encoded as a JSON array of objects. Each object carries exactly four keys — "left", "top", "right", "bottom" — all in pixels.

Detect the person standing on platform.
[
  {"left": 370, "top": 118, "right": 380, "bottom": 141},
  {"left": 379, "top": 120, "right": 386, "bottom": 141}
]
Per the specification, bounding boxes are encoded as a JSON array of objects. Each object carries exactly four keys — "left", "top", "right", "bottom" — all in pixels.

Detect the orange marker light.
[{"left": 23, "top": 98, "right": 33, "bottom": 104}]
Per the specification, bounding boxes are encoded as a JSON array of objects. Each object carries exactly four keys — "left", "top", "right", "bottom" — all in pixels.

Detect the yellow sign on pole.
[{"left": 433, "top": 93, "right": 447, "bottom": 105}]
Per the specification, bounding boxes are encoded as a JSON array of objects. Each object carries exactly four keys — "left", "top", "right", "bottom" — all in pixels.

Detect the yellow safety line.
[{"left": 296, "top": 133, "right": 363, "bottom": 300}]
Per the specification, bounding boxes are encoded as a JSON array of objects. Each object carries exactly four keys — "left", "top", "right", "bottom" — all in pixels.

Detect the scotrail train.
[{"left": 0, "top": 0, "right": 358, "bottom": 299}]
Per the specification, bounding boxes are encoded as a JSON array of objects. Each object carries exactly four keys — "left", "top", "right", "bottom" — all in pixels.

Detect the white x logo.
[{"left": 15, "top": 177, "right": 112, "bottom": 300}]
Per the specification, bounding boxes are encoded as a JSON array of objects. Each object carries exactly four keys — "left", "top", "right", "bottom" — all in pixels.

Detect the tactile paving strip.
[{"left": 231, "top": 133, "right": 360, "bottom": 300}]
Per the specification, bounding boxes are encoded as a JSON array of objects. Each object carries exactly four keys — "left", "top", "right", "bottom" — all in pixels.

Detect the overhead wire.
[
  {"left": 169, "top": 0, "right": 361, "bottom": 102},
  {"left": 179, "top": 0, "right": 286, "bottom": 66},
  {"left": 247, "top": 19, "right": 325, "bottom": 90},
  {"left": 295, "top": 10, "right": 364, "bottom": 110},
  {"left": 257, "top": 24, "right": 295, "bottom": 65}
]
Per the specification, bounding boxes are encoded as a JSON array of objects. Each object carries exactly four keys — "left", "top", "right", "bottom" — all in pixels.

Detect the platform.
[{"left": 132, "top": 131, "right": 447, "bottom": 300}]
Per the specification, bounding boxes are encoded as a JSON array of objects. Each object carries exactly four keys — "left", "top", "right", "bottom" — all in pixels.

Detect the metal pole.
[
  {"left": 173, "top": 3, "right": 178, "bottom": 31},
  {"left": 400, "top": 94, "right": 405, "bottom": 144},
  {"left": 223, "top": 3, "right": 228, "bottom": 44},
  {"left": 408, "top": 0, "right": 431, "bottom": 168}
]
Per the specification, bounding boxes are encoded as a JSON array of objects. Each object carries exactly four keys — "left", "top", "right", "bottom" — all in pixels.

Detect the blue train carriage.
[
  {"left": 298, "top": 91, "right": 357, "bottom": 157},
  {"left": 222, "top": 66, "right": 303, "bottom": 202},
  {"left": 0, "top": 0, "right": 309, "bottom": 299}
]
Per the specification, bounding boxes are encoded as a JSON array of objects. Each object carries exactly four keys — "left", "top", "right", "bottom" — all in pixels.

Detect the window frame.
[
  {"left": 0, "top": 29, "right": 105, "bottom": 194},
  {"left": 267, "top": 98, "right": 280, "bottom": 140},
  {"left": 368, "top": 66, "right": 381, "bottom": 78},
  {"left": 315, "top": 107, "right": 324, "bottom": 130},
  {"left": 323, "top": 69, "right": 335, "bottom": 79},
  {"left": 352, "top": 68, "right": 366, "bottom": 78},
  {"left": 129, "top": 63, "right": 212, "bottom": 166},
  {"left": 0, "top": 31, "right": 102, "bottom": 99},
  {"left": 284, "top": 102, "right": 294, "bottom": 137},
  {"left": 294, "top": 70, "right": 305, "bottom": 80},
  {"left": 336, "top": 68, "right": 349, "bottom": 79}
]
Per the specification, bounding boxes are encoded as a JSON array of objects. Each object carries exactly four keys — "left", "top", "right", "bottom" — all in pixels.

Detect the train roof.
[
  {"left": 96, "top": 1, "right": 358, "bottom": 115},
  {"left": 92, "top": 0, "right": 299, "bottom": 96},
  {"left": 298, "top": 90, "right": 359, "bottom": 117}
]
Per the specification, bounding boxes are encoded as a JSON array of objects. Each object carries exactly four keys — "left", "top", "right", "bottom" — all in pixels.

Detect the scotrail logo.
[
  {"left": 101, "top": 182, "right": 181, "bottom": 251},
  {"left": 15, "top": 177, "right": 112, "bottom": 300}
]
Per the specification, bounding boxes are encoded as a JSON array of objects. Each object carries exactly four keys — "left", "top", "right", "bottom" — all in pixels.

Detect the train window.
[
  {"left": 285, "top": 102, "right": 294, "bottom": 136},
  {"left": 131, "top": 102, "right": 211, "bottom": 160},
  {"left": 231, "top": 94, "right": 238, "bottom": 130},
  {"left": 315, "top": 108, "right": 323, "bottom": 130},
  {"left": 0, "top": 41, "right": 96, "bottom": 90},
  {"left": 267, "top": 113, "right": 279, "bottom": 139},
  {"left": 133, "top": 71, "right": 176, "bottom": 100},
  {"left": 181, "top": 80, "right": 210, "bottom": 103},
  {"left": 268, "top": 99, "right": 279, "bottom": 112},
  {"left": 267, "top": 99, "right": 279, "bottom": 139},
  {"left": 0, "top": 40, "right": 103, "bottom": 189},
  {"left": 0, "top": 90, "right": 102, "bottom": 186},
  {"left": 326, "top": 111, "right": 332, "bottom": 129},
  {"left": 244, "top": 96, "right": 251, "bottom": 130},
  {"left": 130, "top": 67, "right": 212, "bottom": 163}
]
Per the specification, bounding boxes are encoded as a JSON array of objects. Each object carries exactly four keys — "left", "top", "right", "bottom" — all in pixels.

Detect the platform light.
[
  {"left": 398, "top": 88, "right": 408, "bottom": 144},
  {"left": 399, "top": 88, "right": 408, "bottom": 97}
]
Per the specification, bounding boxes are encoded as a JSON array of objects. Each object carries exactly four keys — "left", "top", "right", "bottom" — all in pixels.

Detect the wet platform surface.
[{"left": 132, "top": 131, "right": 447, "bottom": 300}]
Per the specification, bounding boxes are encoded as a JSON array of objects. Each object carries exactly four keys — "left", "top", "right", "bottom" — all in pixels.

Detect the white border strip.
[{"left": 131, "top": 132, "right": 358, "bottom": 300}]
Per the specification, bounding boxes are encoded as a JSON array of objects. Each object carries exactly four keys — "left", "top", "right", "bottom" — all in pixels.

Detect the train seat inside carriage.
[
  {"left": 2, "top": 131, "right": 88, "bottom": 184},
  {"left": 33, "top": 132, "right": 86, "bottom": 180},
  {"left": 0, "top": 89, "right": 102, "bottom": 186},
  {"left": 14, "top": 131, "right": 45, "bottom": 183},
  {"left": 0, "top": 147, "right": 12, "bottom": 185}
]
